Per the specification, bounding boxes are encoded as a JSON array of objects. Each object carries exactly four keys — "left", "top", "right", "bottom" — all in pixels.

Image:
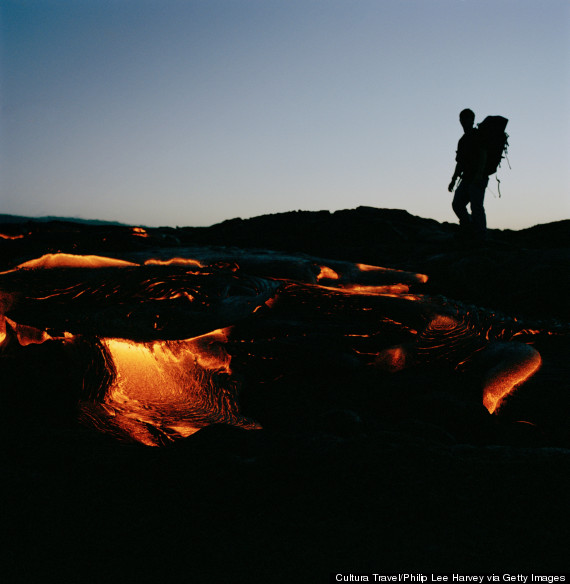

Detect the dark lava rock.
[{"left": 1, "top": 207, "right": 569, "bottom": 582}]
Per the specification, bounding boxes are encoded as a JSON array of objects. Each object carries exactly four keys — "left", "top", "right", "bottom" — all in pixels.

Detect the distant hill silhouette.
[
  {"left": 0, "top": 214, "right": 128, "bottom": 226},
  {"left": 2, "top": 207, "right": 568, "bottom": 246},
  {"left": 171, "top": 207, "right": 570, "bottom": 263}
]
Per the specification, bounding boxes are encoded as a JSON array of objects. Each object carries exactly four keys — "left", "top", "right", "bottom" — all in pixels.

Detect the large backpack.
[{"left": 477, "top": 115, "right": 509, "bottom": 176}]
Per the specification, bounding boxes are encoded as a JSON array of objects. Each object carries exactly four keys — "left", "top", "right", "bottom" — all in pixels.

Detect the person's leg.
[
  {"left": 452, "top": 181, "right": 472, "bottom": 229},
  {"left": 469, "top": 179, "right": 488, "bottom": 235}
]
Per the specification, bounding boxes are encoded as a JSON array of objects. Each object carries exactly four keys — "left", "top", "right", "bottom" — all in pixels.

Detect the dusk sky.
[{"left": 1, "top": 0, "right": 569, "bottom": 229}]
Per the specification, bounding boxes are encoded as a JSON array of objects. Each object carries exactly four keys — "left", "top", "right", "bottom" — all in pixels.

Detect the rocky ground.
[{"left": 1, "top": 208, "right": 569, "bottom": 583}]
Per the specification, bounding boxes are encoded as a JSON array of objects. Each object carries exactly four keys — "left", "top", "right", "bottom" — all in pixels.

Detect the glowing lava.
[
  {"left": 132, "top": 227, "right": 150, "bottom": 238},
  {"left": 13, "top": 253, "right": 138, "bottom": 270},
  {"left": 4, "top": 317, "right": 53, "bottom": 346},
  {"left": 0, "top": 246, "right": 556, "bottom": 447},
  {"left": 144, "top": 257, "right": 204, "bottom": 268},
  {"left": 0, "top": 233, "right": 25, "bottom": 240},
  {"left": 481, "top": 343, "right": 542, "bottom": 414},
  {"left": 93, "top": 328, "right": 259, "bottom": 445},
  {"left": 317, "top": 265, "right": 340, "bottom": 281},
  {"left": 356, "top": 263, "right": 429, "bottom": 284},
  {"left": 335, "top": 284, "right": 410, "bottom": 296}
]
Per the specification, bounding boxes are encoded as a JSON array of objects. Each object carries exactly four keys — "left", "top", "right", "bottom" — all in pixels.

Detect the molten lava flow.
[
  {"left": 481, "top": 343, "right": 542, "bottom": 414},
  {"left": 0, "top": 233, "right": 25, "bottom": 240},
  {"left": 373, "top": 345, "right": 408, "bottom": 372},
  {"left": 94, "top": 328, "right": 260, "bottom": 445},
  {"left": 13, "top": 253, "right": 138, "bottom": 270},
  {"left": 4, "top": 317, "right": 53, "bottom": 346},
  {"left": 317, "top": 265, "right": 340, "bottom": 281},
  {"left": 335, "top": 284, "right": 410, "bottom": 296},
  {"left": 306, "top": 281, "right": 411, "bottom": 297},
  {"left": 356, "top": 263, "right": 429, "bottom": 284},
  {"left": 253, "top": 296, "right": 279, "bottom": 313},
  {"left": 0, "top": 244, "right": 557, "bottom": 443},
  {"left": 144, "top": 257, "right": 204, "bottom": 268},
  {"left": 132, "top": 227, "right": 149, "bottom": 238},
  {"left": 356, "top": 263, "right": 386, "bottom": 272},
  {"left": 415, "top": 313, "right": 489, "bottom": 370}
]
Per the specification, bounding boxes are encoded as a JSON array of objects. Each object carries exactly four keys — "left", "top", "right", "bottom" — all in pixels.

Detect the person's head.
[{"left": 459, "top": 108, "right": 475, "bottom": 131}]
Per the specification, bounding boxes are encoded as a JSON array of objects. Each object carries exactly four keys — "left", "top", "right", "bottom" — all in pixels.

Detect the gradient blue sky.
[{"left": 1, "top": 0, "right": 569, "bottom": 229}]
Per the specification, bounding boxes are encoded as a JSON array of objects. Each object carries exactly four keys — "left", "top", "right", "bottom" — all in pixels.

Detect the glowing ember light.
[
  {"left": 511, "top": 328, "right": 544, "bottom": 338},
  {"left": 373, "top": 345, "right": 408, "bottom": 372},
  {"left": 0, "top": 233, "right": 25, "bottom": 240},
  {"left": 254, "top": 297, "right": 278, "bottom": 312},
  {"left": 144, "top": 257, "right": 204, "bottom": 268},
  {"left": 427, "top": 314, "right": 458, "bottom": 330},
  {"left": 317, "top": 266, "right": 340, "bottom": 281},
  {"left": 13, "top": 253, "right": 138, "bottom": 270},
  {"left": 132, "top": 227, "right": 149, "bottom": 238}
]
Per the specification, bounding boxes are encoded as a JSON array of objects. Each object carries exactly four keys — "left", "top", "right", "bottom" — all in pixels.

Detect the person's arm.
[
  {"left": 448, "top": 162, "right": 461, "bottom": 192},
  {"left": 448, "top": 137, "right": 464, "bottom": 191}
]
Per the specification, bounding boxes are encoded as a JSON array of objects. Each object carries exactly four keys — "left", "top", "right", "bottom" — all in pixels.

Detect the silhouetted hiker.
[{"left": 448, "top": 108, "right": 488, "bottom": 239}]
